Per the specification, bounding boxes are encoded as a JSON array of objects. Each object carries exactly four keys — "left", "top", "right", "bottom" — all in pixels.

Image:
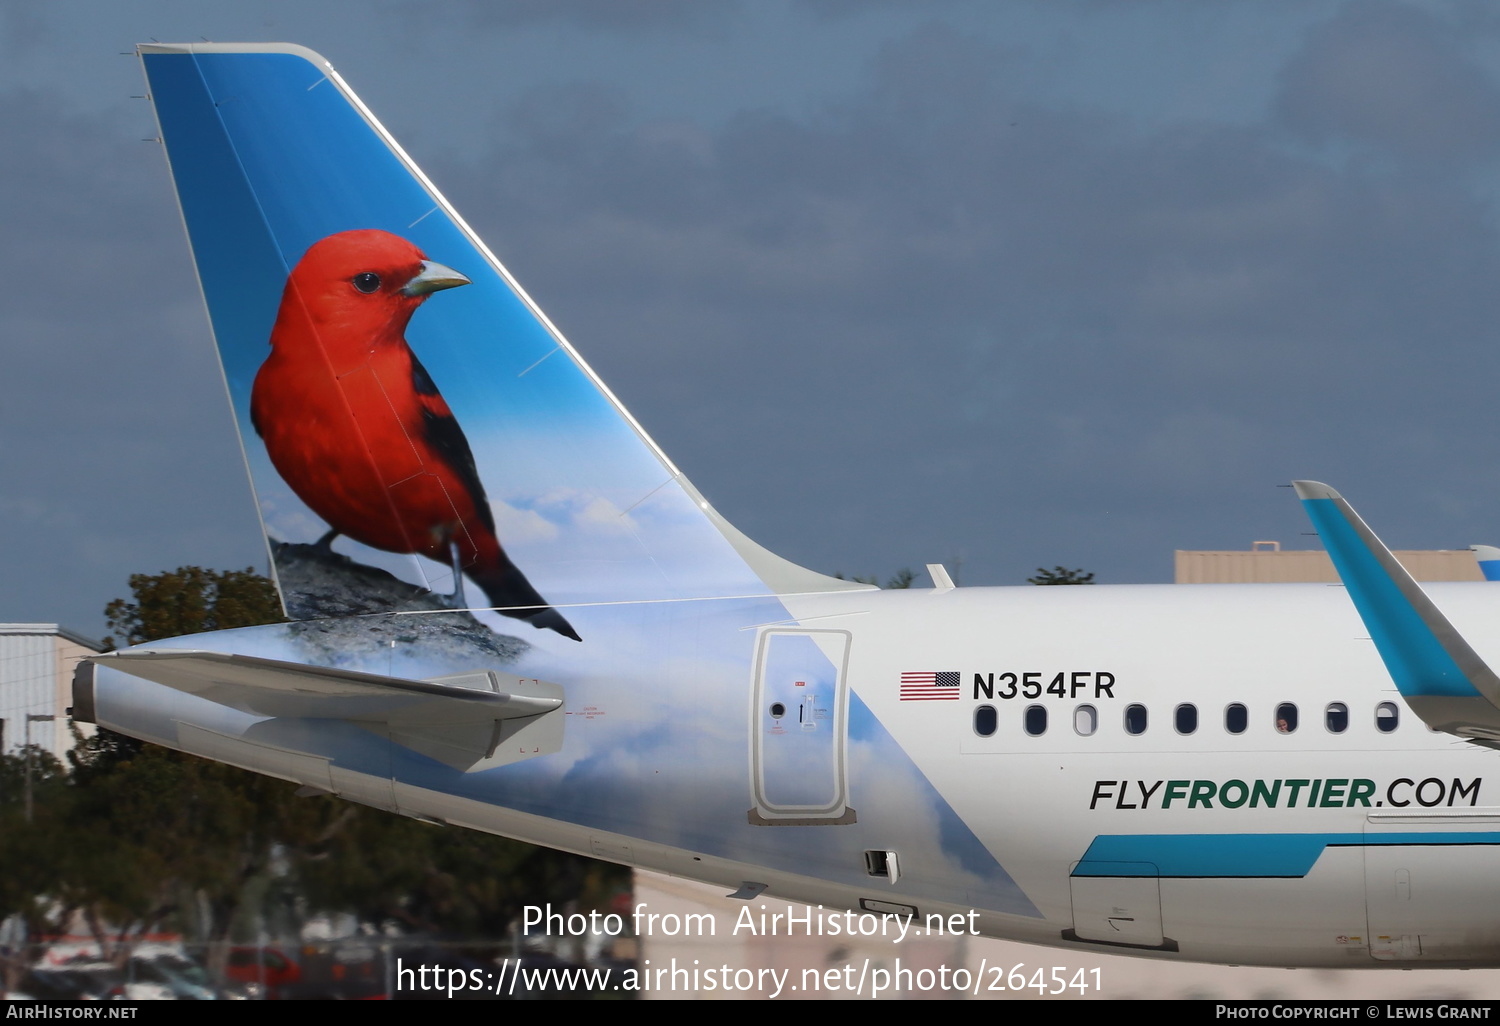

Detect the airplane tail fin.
[
  {"left": 139, "top": 43, "right": 862, "bottom": 641},
  {"left": 1473, "top": 545, "right": 1500, "bottom": 581}
]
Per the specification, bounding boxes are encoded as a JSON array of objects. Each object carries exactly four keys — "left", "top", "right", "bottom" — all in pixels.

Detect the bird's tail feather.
[{"left": 470, "top": 561, "right": 581, "bottom": 643}]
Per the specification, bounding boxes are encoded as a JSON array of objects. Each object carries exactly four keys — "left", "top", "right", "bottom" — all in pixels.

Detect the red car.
[{"left": 224, "top": 947, "right": 301, "bottom": 999}]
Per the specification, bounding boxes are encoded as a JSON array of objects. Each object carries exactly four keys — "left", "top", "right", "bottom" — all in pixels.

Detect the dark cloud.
[
  {"left": 1275, "top": 0, "right": 1500, "bottom": 165},
  {"left": 795, "top": 0, "right": 961, "bottom": 20},
  {"left": 0, "top": 6, "right": 50, "bottom": 54},
  {"left": 444, "top": 0, "right": 739, "bottom": 34},
  {"left": 434, "top": 17, "right": 1500, "bottom": 585},
  {"left": 0, "top": 91, "right": 265, "bottom": 632},
  {"left": 12, "top": 3, "right": 1500, "bottom": 632}
]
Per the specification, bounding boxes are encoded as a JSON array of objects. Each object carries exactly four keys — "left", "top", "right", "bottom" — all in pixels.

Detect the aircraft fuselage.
[{"left": 86, "top": 580, "right": 1500, "bottom": 968}]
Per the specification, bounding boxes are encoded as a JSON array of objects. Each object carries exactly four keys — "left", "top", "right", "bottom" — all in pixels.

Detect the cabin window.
[
  {"left": 1225, "top": 703, "right": 1247, "bottom": 734},
  {"left": 1024, "top": 705, "right": 1047, "bottom": 736},
  {"left": 1124, "top": 704, "right": 1147, "bottom": 735},
  {"left": 973, "top": 705, "right": 997, "bottom": 738},
  {"left": 1376, "top": 702, "right": 1399, "bottom": 733},
  {"left": 1074, "top": 704, "right": 1097, "bottom": 736},
  {"left": 1325, "top": 702, "right": 1348, "bottom": 733},
  {"left": 1275, "top": 702, "right": 1298, "bottom": 734},
  {"left": 1174, "top": 703, "right": 1197, "bottom": 735}
]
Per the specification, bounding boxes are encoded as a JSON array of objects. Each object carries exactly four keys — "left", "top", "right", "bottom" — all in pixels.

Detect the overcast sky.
[{"left": 7, "top": 0, "right": 1500, "bottom": 637}]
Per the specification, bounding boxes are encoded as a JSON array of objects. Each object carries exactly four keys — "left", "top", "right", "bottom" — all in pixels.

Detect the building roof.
[{"left": 0, "top": 624, "right": 106, "bottom": 651}]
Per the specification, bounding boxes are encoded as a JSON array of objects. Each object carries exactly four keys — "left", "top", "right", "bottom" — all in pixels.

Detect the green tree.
[
  {"left": 81, "top": 566, "right": 628, "bottom": 979},
  {"left": 1027, "top": 566, "right": 1096, "bottom": 585},
  {"left": 68, "top": 734, "right": 350, "bottom": 969},
  {"left": 104, "top": 566, "right": 283, "bottom": 647},
  {"left": 0, "top": 748, "right": 72, "bottom": 992},
  {"left": 82, "top": 567, "right": 310, "bottom": 970},
  {"left": 296, "top": 810, "right": 619, "bottom": 941},
  {"left": 835, "top": 568, "right": 919, "bottom": 588}
]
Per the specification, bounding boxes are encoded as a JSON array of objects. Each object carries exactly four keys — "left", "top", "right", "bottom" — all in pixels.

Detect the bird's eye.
[{"left": 352, "top": 272, "right": 382, "bottom": 294}]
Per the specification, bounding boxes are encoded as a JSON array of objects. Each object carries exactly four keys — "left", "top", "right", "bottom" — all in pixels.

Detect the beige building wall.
[
  {"left": 1175, "top": 545, "right": 1483, "bottom": 584},
  {"left": 0, "top": 624, "right": 103, "bottom": 760}
]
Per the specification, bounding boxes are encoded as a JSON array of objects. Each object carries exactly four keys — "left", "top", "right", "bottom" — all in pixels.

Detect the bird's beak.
[{"left": 402, "top": 260, "right": 471, "bottom": 297}]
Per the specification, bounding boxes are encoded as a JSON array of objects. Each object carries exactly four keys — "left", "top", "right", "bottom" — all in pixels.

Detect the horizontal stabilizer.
[
  {"left": 91, "top": 650, "right": 563, "bottom": 771},
  {"left": 1293, "top": 480, "right": 1500, "bottom": 746}
]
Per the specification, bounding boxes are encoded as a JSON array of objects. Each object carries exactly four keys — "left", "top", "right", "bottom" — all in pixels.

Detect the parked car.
[
  {"left": 126, "top": 954, "right": 217, "bottom": 1000},
  {"left": 223, "top": 947, "right": 301, "bottom": 1000}
]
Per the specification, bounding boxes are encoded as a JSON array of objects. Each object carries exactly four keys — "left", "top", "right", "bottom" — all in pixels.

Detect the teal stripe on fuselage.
[{"left": 1076, "top": 832, "right": 1500, "bottom": 878}]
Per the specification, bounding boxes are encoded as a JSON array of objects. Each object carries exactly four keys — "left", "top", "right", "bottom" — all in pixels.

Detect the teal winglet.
[{"left": 1294, "top": 481, "right": 1500, "bottom": 743}]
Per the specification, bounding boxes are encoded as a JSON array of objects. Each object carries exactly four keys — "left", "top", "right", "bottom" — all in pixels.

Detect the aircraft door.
[
  {"left": 749, "top": 629, "right": 854, "bottom": 825},
  {"left": 1364, "top": 811, "right": 1500, "bottom": 962},
  {"left": 1068, "top": 862, "right": 1165, "bottom": 948}
]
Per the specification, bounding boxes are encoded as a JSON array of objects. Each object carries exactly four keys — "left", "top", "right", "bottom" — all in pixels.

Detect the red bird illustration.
[{"left": 251, "top": 229, "right": 580, "bottom": 641}]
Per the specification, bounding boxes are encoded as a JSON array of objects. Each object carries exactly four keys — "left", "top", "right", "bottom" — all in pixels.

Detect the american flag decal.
[{"left": 900, "top": 671, "right": 961, "bottom": 700}]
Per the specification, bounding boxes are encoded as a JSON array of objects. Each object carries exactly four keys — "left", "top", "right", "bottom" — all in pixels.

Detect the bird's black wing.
[{"left": 409, "top": 351, "right": 499, "bottom": 535}]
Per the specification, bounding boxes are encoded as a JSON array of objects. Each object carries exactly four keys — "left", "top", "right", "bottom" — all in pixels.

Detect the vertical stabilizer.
[
  {"left": 1473, "top": 545, "right": 1500, "bottom": 581},
  {"left": 139, "top": 43, "right": 862, "bottom": 640}
]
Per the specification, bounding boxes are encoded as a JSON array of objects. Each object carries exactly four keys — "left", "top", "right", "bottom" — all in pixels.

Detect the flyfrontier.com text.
[{"left": 1090, "top": 776, "right": 1480, "bottom": 810}]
